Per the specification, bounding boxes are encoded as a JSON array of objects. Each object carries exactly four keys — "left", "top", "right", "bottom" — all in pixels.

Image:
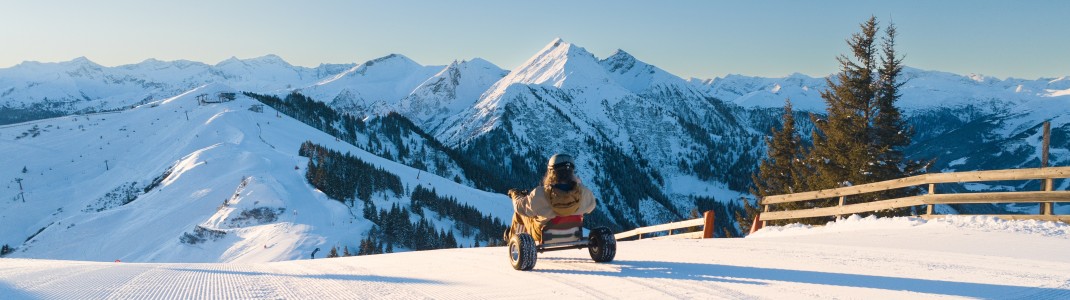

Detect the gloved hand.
[{"left": 508, "top": 188, "right": 527, "bottom": 200}]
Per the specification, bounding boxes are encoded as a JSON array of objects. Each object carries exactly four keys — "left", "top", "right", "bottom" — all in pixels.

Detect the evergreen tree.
[
  {"left": 749, "top": 99, "right": 810, "bottom": 226},
  {"left": 809, "top": 16, "right": 879, "bottom": 195},
  {"left": 343, "top": 246, "right": 351, "bottom": 257},
  {"left": 803, "top": 16, "right": 925, "bottom": 219},
  {"left": 752, "top": 99, "right": 805, "bottom": 198},
  {"left": 327, "top": 246, "right": 339, "bottom": 258}
]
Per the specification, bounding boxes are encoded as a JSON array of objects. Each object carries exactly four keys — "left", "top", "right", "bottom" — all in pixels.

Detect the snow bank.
[{"left": 750, "top": 214, "right": 1070, "bottom": 239}]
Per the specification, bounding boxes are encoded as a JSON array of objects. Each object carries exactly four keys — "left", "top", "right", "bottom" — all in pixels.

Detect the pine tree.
[
  {"left": 808, "top": 16, "right": 879, "bottom": 196},
  {"left": 752, "top": 99, "right": 804, "bottom": 198},
  {"left": 327, "top": 246, "right": 339, "bottom": 258},
  {"left": 343, "top": 246, "right": 351, "bottom": 257},
  {"left": 871, "top": 22, "right": 929, "bottom": 215},
  {"left": 749, "top": 99, "right": 808, "bottom": 226},
  {"left": 804, "top": 16, "right": 925, "bottom": 219}
]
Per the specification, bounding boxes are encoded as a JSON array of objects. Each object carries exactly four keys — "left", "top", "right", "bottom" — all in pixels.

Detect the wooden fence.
[
  {"left": 615, "top": 211, "right": 716, "bottom": 240},
  {"left": 754, "top": 166, "right": 1070, "bottom": 232}
]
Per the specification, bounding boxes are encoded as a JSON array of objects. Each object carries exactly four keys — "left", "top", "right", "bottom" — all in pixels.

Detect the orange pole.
[
  {"left": 749, "top": 213, "right": 763, "bottom": 235},
  {"left": 702, "top": 211, "right": 715, "bottom": 239}
]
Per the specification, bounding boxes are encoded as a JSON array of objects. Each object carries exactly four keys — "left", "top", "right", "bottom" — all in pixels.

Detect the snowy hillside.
[
  {"left": 2, "top": 215, "right": 1068, "bottom": 299},
  {"left": 395, "top": 58, "right": 509, "bottom": 135},
  {"left": 0, "top": 84, "right": 511, "bottom": 263},
  {"left": 296, "top": 54, "right": 446, "bottom": 118}
]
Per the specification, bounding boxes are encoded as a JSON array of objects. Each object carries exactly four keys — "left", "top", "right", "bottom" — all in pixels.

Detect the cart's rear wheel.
[
  {"left": 588, "top": 227, "right": 616, "bottom": 263},
  {"left": 509, "top": 233, "right": 537, "bottom": 270}
]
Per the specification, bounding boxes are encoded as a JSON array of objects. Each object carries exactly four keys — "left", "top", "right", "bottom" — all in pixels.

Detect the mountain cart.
[{"left": 507, "top": 215, "right": 616, "bottom": 271}]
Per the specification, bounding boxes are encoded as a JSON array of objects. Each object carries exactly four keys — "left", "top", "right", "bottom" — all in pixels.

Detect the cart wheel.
[
  {"left": 588, "top": 227, "right": 616, "bottom": 263},
  {"left": 509, "top": 233, "right": 537, "bottom": 270}
]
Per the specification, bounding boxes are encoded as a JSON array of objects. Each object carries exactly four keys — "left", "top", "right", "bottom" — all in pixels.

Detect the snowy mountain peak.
[
  {"left": 137, "top": 58, "right": 165, "bottom": 65},
  {"left": 215, "top": 56, "right": 243, "bottom": 66},
  {"left": 366, "top": 54, "right": 418, "bottom": 67},
  {"left": 489, "top": 38, "right": 608, "bottom": 90},
  {"left": 968, "top": 73, "right": 997, "bottom": 84},
  {"left": 601, "top": 49, "right": 638, "bottom": 73},
  {"left": 244, "top": 54, "right": 291, "bottom": 66},
  {"left": 69, "top": 56, "right": 99, "bottom": 66},
  {"left": 211, "top": 55, "right": 293, "bottom": 68},
  {"left": 296, "top": 53, "right": 445, "bottom": 117},
  {"left": 460, "top": 57, "right": 501, "bottom": 71},
  {"left": 393, "top": 57, "right": 509, "bottom": 133},
  {"left": 337, "top": 54, "right": 422, "bottom": 78},
  {"left": 600, "top": 48, "right": 698, "bottom": 95},
  {"left": 314, "top": 54, "right": 425, "bottom": 87}
]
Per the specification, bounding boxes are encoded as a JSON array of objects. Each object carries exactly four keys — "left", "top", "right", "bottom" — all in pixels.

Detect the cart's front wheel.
[
  {"left": 588, "top": 227, "right": 616, "bottom": 263},
  {"left": 509, "top": 233, "right": 537, "bottom": 270}
]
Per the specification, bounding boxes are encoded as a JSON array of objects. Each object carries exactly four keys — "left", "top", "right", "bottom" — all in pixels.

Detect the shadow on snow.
[
  {"left": 164, "top": 267, "right": 443, "bottom": 285},
  {"left": 535, "top": 259, "right": 1068, "bottom": 299}
]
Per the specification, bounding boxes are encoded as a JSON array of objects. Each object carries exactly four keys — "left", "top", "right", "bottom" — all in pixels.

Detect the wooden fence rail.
[
  {"left": 755, "top": 166, "right": 1070, "bottom": 230},
  {"left": 615, "top": 211, "right": 716, "bottom": 240}
]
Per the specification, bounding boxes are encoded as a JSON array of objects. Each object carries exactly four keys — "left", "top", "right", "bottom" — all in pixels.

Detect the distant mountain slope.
[
  {"left": 0, "top": 55, "right": 350, "bottom": 124},
  {"left": 295, "top": 54, "right": 446, "bottom": 117},
  {"left": 0, "top": 84, "right": 511, "bottom": 263},
  {"left": 693, "top": 67, "right": 1070, "bottom": 113}
]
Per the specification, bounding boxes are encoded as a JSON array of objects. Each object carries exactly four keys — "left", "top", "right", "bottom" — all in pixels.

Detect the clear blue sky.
[{"left": 1, "top": 0, "right": 1068, "bottom": 79}]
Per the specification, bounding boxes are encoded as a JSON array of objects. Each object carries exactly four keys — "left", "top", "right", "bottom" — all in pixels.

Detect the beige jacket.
[{"left": 514, "top": 182, "right": 596, "bottom": 224}]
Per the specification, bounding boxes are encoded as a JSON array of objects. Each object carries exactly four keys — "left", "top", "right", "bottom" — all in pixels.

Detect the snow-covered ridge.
[
  {"left": 696, "top": 66, "right": 1070, "bottom": 112},
  {"left": 298, "top": 54, "right": 449, "bottom": 117},
  {"left": 4, "top": 43, "right": 1065, "bottom": 117},
  {"left": 0, "top": 55, "right": 354, "bottom": 114},
  {"left": 750, "top": 214, "right": 1070, "bottom": 239}
]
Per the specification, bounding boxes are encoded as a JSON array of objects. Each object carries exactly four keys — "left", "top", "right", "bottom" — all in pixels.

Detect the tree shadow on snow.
[
  {"left": 163, "top": 268, "right": 443, "bottom": 285},
  {"left": 534, "top": 259, "right": 1068, "bottom": 299}
]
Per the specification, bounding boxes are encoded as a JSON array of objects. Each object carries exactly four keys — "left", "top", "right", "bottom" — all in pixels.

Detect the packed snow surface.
[{"left": 2, "top": 215, "right": 1068, "bottom": 299}]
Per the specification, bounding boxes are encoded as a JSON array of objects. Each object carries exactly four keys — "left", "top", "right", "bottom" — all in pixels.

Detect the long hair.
[{"left": 542, "top": 165, "right": 578, "bottom": 199}]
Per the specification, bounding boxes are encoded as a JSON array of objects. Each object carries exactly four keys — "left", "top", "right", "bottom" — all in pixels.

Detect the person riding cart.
[{"left": 505, "top": 153, "right": 615, "bottom": 270}]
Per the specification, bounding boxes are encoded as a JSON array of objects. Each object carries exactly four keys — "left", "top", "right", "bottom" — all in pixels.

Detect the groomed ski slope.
[{"left": 2, "top": 215, "right": 1069, "bottom": 299}]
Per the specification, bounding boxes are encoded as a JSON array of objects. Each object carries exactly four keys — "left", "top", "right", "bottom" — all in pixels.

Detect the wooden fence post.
[
  {"left": 1043, "top": 178, "right": 1053, "bottom": 215},
  {"left": 762, "top": 203, "right": 769, "bottom": 227},
  {"left": 927, "top": 183, "right": 935, "bottom": 215},
  {"left": 837, "top": 196, "right": 846, "bottom": 220},
  {"left": 702, "top": 211, "right": 715, "bottom": 239},
  {"left": 1041, "top": 121, "right": 1052, "bottom": 215},
  {"left": 1042, "top": 121, "right": 1050, "bottom": 168}
]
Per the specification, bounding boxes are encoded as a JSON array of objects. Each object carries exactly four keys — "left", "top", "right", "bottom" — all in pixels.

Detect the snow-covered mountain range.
[
  {"left": 1, "top": 39, "right": 1068, "bottom": 262},
  {"left": 0, "top": 55, "right": 352, "bottom": 123}
]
